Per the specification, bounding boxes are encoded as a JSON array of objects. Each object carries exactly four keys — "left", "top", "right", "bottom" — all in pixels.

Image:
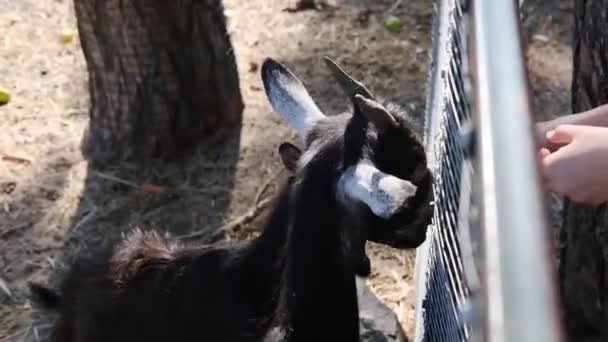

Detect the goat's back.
[{"left": 42, "top": 230, "right": 272, "bottom": 342}]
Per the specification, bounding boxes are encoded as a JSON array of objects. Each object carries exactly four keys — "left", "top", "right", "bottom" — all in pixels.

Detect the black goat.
[
  {"left": 28, "top": 57, "right": 434, "bottom": 342},
  {"left": 278, "top": 141, "right": 372, "bottom": 277}
]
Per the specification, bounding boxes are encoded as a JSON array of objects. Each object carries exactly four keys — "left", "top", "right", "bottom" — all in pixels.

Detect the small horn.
[
  {"left": 323, "top": 57, "right": 374, "bottom": 101},
  {"left": 337, "top": 163, "right": 417, "bottom": 219},
  {"left": 354, "top": 94, "right": 398, "bottom": 132}
]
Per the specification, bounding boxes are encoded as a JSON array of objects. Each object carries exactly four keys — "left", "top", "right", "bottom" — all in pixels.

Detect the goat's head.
[{"left": 263, "top": 57, "right": 433, "bottom": 252}]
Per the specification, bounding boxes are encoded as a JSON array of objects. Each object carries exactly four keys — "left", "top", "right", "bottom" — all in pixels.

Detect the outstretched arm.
[{"left": 537, "top": 103, "right": 608, "bottom": 150}]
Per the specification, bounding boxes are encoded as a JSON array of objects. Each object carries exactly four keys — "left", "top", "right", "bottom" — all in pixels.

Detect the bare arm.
[
  {"left": 545, "top": 103, "right": 608, "bottom": 128},
  {"left": 537, "top": 103, "right": 608, "bottom": 150}
]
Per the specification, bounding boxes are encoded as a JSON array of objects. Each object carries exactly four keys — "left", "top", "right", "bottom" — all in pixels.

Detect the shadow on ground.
[{"left": 24, "top": 120, "right": 242, "bottom": 339}]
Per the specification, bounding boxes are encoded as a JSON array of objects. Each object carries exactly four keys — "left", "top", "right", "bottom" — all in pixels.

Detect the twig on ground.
[
  {"left": 177, "top": 169, "right": 285, "bottom": 241},
  {"left": 177, "top": 197, "right": 273, "bottom": 241},
  {"left": 2, "top": 328, "right": 28, "bottom": 342},
  {"left": 385, "top": 0, "right": 403, "bottom": 14},
  {"left": 254, "top": 168, "right": 285, "bottom": 204},
  {"left": 71, "top": 207, "right": 98, "bottom": 232},
  {"left": 93, "top": 170, "right": 230, "bottom": 196},
  {"left": 92, "top": 171, "right": 138, "bottom": 188},
  {"left": 177, "top": 185, "right": 233, "bottom": 196},
  {"left": 1, "top": 154, "right": 31, "bottom": 164},
  {"left": 0, "top": 222, "right": 30, "bottom": 238},
  {"left": 0, "top": 276, "right": 12, "bottom": 298}
]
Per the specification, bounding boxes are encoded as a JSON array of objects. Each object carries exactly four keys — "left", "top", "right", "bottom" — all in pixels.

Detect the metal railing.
[{"left": 413, "top": 0, "right": 564, "bottom": 341}]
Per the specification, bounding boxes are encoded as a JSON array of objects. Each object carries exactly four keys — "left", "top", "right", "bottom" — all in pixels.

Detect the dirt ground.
[{"left": 0, "top": 0, "right": 573, "bottom": 341}]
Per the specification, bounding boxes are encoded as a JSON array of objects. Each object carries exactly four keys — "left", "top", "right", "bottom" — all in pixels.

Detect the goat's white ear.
[
  {"left": 337, "top": 163, "right": 418, "bottom": 219},
  {"left": 261, "top": 58, "right": 326, "bottom": 137}
]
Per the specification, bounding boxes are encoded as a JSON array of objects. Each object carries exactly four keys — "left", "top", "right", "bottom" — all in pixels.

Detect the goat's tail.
[{"left": 27, "top": 282, "right": 61, "bottom": 311}]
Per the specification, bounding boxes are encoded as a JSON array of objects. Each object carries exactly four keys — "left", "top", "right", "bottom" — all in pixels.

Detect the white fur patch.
[
  {"left": 337, "top": 163, "right": 417, "bottom": 219},
  {"left": 296, "top": 139, "right": 323, "bottom": 170},
  {"left": 267, "top": 72, "right": 326, "bottom": 136}
]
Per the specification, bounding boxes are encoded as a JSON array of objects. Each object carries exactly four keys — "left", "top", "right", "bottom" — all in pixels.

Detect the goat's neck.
[
  {"left": 282, "top": 169, "right": 360, "bottom": 342},
  {"left": 245, "top": 178, "right": 293, "bottom": 265}
]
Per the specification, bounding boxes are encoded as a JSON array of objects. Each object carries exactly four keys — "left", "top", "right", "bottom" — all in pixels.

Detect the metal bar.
[{"left": 467, "top": 1, "right": 564, "bottom": 341}]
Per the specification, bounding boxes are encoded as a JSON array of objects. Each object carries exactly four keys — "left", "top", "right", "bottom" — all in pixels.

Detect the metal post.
[{"left": 468, "top": 1, "right": 564, "bottom": 341}]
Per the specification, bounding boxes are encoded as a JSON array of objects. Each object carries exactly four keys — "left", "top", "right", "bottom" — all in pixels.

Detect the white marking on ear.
[
  {"left": 337, "top": 163, "right": 417, "bottom": 219},
  {"left": 262, "top": 59, "right": 326, "bottom": 138}
]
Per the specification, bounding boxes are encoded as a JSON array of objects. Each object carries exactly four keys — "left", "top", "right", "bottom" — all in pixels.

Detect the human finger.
[
  {"left": 546, "top": 128, "right": 573, "bottom": 146},
  {"left": 540, "top": 145, "right": 575, "bottom": 195},
  {"left": 548, "top": 123, "right": 592, "bottom": 144}
]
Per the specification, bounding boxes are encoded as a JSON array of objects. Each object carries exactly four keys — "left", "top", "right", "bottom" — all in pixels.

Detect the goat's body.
[
  {"left": 43, "top": 238, "right": 281, "bottom": 342},
  {"left": 30, "top": 57, "right": 434, "bottom": 342},
  {"left": 35, "top": 174, "right": 361, "bottom": 342},
  {"left": 37, "top": 180, "right": 293, "bottom": 342}
]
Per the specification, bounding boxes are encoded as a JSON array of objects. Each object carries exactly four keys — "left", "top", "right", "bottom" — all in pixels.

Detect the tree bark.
[
  {"left": 74, "top": 0, "right": 244, "bottom": 164},
  {"left": 560, "top": 1, "right": 608, "bottom": 341}
]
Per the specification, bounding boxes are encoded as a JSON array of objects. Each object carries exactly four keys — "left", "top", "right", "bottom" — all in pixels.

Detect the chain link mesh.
[{"left": 415, "top": 0, "right": 472, "bottom": 341}]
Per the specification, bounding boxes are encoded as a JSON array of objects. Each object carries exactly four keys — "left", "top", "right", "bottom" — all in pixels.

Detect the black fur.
[{"left": 28, "top": 282, "right": 61, "bottom": 310}]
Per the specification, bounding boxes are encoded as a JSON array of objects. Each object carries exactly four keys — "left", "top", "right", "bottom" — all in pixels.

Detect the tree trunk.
[
  {"left": 560, "top": 1, "right": 608, "bottom": 341},
  {"left": 74, "top": 0, "right": 244, "bottom": 164}
]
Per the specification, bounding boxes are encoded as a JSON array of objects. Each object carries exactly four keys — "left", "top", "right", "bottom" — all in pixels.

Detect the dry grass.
[{"left": 0, "top": 0, "right": 574, "bottom": 341}]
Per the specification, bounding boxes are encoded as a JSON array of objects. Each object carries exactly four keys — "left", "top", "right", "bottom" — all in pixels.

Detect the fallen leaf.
[
  {"left": 532, "top": 34, "right": 550, "bottom": 43},
  {"left": 2, "top": 154, "right": 31, "bottom": 164},
  {"left": 248, "top": 61, "right": 259, "bottom": 73},
  {"left": 140, "top": 183, "right": 171, "bottom": 193},
  {"left": 1, "top": 181, "right": 16, "bottom": 194}
]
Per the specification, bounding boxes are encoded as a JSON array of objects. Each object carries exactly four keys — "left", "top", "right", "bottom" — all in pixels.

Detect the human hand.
[
  {"left": 538, "top": 124, "right": 608, "bottom": 205},
  {"left": 536, "top": 116, "right": 582, "bottom": 152},
  {"left": 536, "top": 104, "right": 608, "bottom": 150}
]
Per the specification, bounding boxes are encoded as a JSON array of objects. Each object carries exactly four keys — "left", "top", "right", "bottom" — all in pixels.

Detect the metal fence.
[{"left": 413, "top": 1, "right": 564, "bottom": 341}]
